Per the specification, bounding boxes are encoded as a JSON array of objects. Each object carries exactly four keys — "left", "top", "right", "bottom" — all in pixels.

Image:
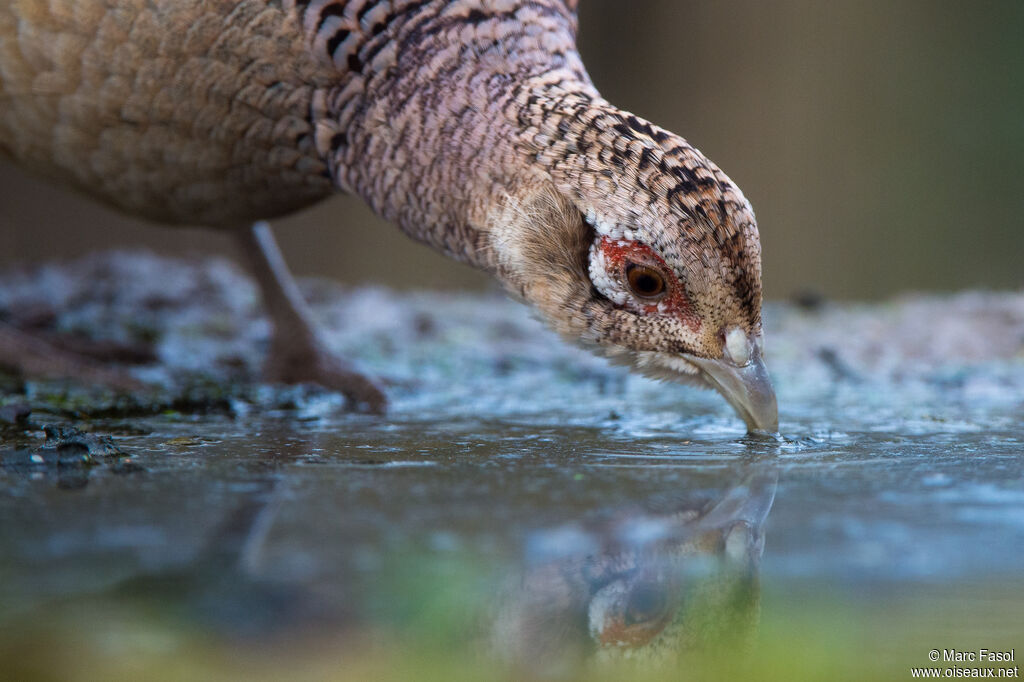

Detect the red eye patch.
[{"left": 598, "top": 236, "right": 698, "bottom": 328}]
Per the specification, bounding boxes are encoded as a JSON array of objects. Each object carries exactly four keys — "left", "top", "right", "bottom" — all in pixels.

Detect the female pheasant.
[{"left": 0, "top": 1, "right": 777, "bottom": 432}]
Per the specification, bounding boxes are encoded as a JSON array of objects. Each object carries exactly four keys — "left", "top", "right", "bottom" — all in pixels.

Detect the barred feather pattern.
[
  {"left": 291, "top": 0, "right": 591, "bottom": 267},
  {"left": 0, "top": 0, "right": 764, "bottom": 367},
  {"left": 288, "top": 1, "right": 761, "bottom": 336}
]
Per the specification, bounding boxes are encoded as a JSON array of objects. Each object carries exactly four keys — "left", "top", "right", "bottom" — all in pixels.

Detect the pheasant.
[{"left": 0, "top": 1, "right": 777, "bottom": 432}]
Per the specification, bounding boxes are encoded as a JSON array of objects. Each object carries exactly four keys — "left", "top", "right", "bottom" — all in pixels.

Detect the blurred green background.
[{"left": 1, "top": 0, "right": 1021, "bottom": 299}]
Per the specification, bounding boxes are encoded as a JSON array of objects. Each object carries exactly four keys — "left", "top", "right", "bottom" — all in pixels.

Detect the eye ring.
[{"left": 625, "top": 263, "right": 667, "bottom": 301}]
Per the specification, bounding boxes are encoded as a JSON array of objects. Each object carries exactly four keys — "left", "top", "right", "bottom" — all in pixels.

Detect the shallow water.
[{"left": 1, "top": 254, "right": 1022, "bottom": 680}]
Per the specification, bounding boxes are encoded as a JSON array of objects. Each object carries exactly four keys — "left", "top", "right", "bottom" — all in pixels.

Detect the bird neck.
[{"left": 305, "top": 0, "right": 600, "bottom": 270}]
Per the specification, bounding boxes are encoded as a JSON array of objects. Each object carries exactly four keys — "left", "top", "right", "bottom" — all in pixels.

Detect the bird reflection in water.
[
  {"left": 489, "top": 467, "right": 777, "bottom": 673},
  {"left": 1, "top": 445, "right": 777, "bottom": 675}
]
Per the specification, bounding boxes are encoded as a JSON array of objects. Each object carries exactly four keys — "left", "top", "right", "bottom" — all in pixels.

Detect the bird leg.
[{"left": 234, "top": 222, "right": 387, "bottom": 414}]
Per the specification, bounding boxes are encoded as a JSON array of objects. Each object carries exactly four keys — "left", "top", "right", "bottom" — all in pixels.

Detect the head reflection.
[{"left": 491, "top": 467, "right": 777, "bottom": 670}]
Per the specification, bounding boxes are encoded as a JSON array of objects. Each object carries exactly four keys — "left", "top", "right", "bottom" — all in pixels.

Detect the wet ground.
[{"left": 1, "top": 252, "right": 1022, "bottom": 681}]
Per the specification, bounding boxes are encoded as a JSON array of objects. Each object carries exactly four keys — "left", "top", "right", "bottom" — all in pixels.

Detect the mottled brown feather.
[{"left": 0, "top": 0, "right": 766, "bottom": 386}]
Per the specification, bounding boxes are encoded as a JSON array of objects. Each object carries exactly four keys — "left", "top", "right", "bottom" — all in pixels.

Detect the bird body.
[
  {"left": 0, "top": 1, "right": 778, "bottom": 431},
  {"left": 1, "top": 1, "right": 333, "bottom": 225}
]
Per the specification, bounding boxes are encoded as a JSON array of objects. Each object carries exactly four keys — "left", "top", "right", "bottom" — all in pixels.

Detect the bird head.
[{"left": 492, "top": 101, "right": 777, "bottom": 433}]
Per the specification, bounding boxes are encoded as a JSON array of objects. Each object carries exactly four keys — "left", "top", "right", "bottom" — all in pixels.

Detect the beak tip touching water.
[{"left": 687, "top": 347, "right": 779, "bottom": 435}]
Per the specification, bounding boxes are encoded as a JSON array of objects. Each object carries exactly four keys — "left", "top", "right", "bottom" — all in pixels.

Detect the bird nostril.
[{"left": 724, "top": 326, "right": 751, "bottom": 366}]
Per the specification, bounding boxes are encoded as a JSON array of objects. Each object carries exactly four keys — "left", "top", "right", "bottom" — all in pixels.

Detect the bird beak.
[{"left": 685, "top": 336, "right": 779, "bottom": 434}]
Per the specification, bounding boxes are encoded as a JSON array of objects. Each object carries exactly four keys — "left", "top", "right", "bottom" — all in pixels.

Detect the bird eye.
[
  {"left": 623, "top": 582, "right": 669, "bottom": 627},
  {"left": 625, "top": 263, "right": 667, "bottom": 300}
]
